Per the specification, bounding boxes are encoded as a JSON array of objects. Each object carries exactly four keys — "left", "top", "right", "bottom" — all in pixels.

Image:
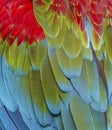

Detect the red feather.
[{"left": 0, "top": 0, "right": 45, "bottom": 45}]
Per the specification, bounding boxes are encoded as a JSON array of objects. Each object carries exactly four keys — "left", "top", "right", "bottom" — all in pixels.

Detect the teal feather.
[
  {"left": 2, "top": 54, "right": 54, "bottom": 128},
  {"left": 90, "top": 78, "right": 107, "bottom": 112},
  {"left": 90, "top": 109, "right": 106, "bottom": 130},
  {"left": 60, "top": 102, "right": 76, "bottom": 130},
  {"left": 0, "top": 58, "right": 17, "bottom": 111},
  {"left": 71, "top": 58, "right": 100, "bottom": 104},
  {"left": 2, "top": 56, "right": 32, "bottom": 119},
  {"left": 55, "top": 116, "right": 64, "bottom": 130},
  {"left": 71, "top": 65, "right": 92, "bottom": 103}
]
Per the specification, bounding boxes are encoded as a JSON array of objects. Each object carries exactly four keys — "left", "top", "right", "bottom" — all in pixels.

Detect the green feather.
[
  {"left": 34, "top": 9, "right": 54, "bottom": 25},
  {"left": 40, "top": 55, "right": 70, "bottom": 114},
  {"left": 91, "top": 109, "right": 106, "bottom": 130},
  {"left": 34, "top": 6, "right": 54, "bottom": 28},
  {"left": 82, "top": 47, "right": 93, "bottom": 61},
  {"left": 57, "top": 47, "right": 82, "bottom": 78},
  {"left": 15, "top": 45, "right": 29, "bottom": 76},
  {"left": 84, "top": 59, "right": 100, "bottom": 102},
  {"left": 104, "top": 26, "right": 112, "bottom": 63},
  {"left": 104, "top": 58, "right": 112, "bottom": 102},
  {"left": 33, "top": 2, "right": 50, "bottom": 13},
  {"left": 19, "top": 72, "right": 38, "bottom": 122},
  {"left": 107, "top": 105, "right": 112, "bottom": 130},
  {"left": 23, "top": 70, "right": 53, "bottom": 125},
  {"left": 79, "top": 30, "right": 90, "bottom": 48},
  {"left": 62, "top": 29, "right": 82, "bottom": 58},
  {"left": 44, "top": 16, "right": 62, "bottom": 39},
  {"left": 70, "top": 91, "right": 95, "bottom": 130},
  {"left": 46, "top": 18, "right": 67, "bottom": 49},
  {"left": 0, "top": 38, "right": 5, "bottom": 58},
  {"left": 48, "top": 46, "right": 72, "bottom": 92},
  {"left": 42, "top": 0, "right": 53, "bottom": 4},
  {"left": 40, "top": 56, "right": 61, "bottom": 114},
  {"left": 29, "top": 42, "right": 47, "bottom": 71}
]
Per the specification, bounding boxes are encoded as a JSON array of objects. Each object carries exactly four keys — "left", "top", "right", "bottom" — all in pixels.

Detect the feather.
[
  {"left": 6, "top": 109, "right": 29, "bottom": 130},
  {"left": 48, "top": 45, "right": 73, "bottom": 92},
  {"left": 104, "top": 58, "right": 112, "bottom": 103},
  {"left": 28, "top": 70, "right": 54, "bottom": 126},
  {"left": 15, "top": 44, "right": 30, "bottom": 76},
  {"left": 2, "top": 54, "right": 37, "bottom": 121},
  {"left": 29, "top": 42, "right": 47, "bottom": 71},
  {"left": 0, "top": 99, "right": 3, "bottom": 108},
  {"left": 79, "top": 29, "right": 90, "bottom": 48},
  {"left": 0, "top": 38, "right": 5, "bottom": 57},
  {"left": 104, "top": 26, "right": 112, "bottom": 63},
  {"left": 2, "top": 53, "right": 54, "bottom": 128},
  {"left": 4, "top": 42, "right": 31, "bottom": 76},
  {"left": 90, "top": 78, "right": 107, "bottom": 112},
  {"left": 4, "top": 41, "right": 18, "bottom": 70},
  {"left": 40, "top": 56, "right": 61, "bottom": 114},
  {"left": 21, "top": 112, "right": 44, "bottom": 130},
  {"left": 82, "top": 47, "right": 93, "bottom": 61},
  {"left": 0, "top": 107, "right": 18, "bottom": 130},
  {"left": 107, "top": 105, "right": 112, "bottom": 130},
  {"left": 86, "top": 20, "right": 104, "bottom": 51},
  {"left": 95, "top": 45, "right": 106, "bottom": 61},
  {"left": 42, "top": 0, "right": 53, "bottom": 5},
  {"left": 70, "top": 91, "right": 106, "bottom": 130},
  {"left": 34, "top": 9, "right": 54, "bottom": 29},
  {"left": 84, "top": 58, "right": 100, "bottom": 102},
  {"left": 55, "top": 115, "right": 64, "bottom": 130},
  {"left": 71, "top": 58, "right": 100, "bottom": 103},
  {"left": 71, "top": 65, "right": 92, "bottom": 103},
  {"left": 70, "top": 91, "right": 95, "bottom": 130},
  {"left": 56, "top": 47, "right": 82, "bottom": 78},
  {"left": 60, "top": 102, "right": 76, "bottom": 130},
  {"left": 46, "top": 18, "right": 67, "bottom": 49},
  {"left": 0, "top": 57, "right": 17, "bottom": 111},
  {"left": 40, "top": 55, "right": 70, "bottom": 115},
  {"left": 34, "top": 2, "right": 50, "bottom": 13},
  {"left": 0, "top": 0, "right": 112, "bottom": 130},
  {"left": 44, "top": 16, "right": 61, "bottom": 39},
  {"left": 62, "top": 29, "right": 82, "bottom": 59},
  {"left": 0, "top": 106, "right": 28, "bottom": 130},
  {"left": 90, "top": 109, "right": 106, "bottom": 130},
  {"left": 34, "top": 8, "right": 53, "bottom": 22}
]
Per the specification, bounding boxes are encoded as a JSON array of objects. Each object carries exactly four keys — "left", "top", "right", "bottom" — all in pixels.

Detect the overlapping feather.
[{"left": 0, "top": 0, "right": 112, "bottom": 130}]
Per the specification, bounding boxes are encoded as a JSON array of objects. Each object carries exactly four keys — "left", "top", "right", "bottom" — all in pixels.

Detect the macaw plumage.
[{"left": 0, "top": 0, "right": 112, "bottom": 129}]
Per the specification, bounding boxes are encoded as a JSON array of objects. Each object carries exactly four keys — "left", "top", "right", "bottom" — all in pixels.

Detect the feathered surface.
[{"left": 0, "top": 0, "right": 112, "bottom": 130}]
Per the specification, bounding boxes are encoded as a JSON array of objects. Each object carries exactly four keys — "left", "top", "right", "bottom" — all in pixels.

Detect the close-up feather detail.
[{"left": 0, "top": 0, "right": 112, "bottom": 130}]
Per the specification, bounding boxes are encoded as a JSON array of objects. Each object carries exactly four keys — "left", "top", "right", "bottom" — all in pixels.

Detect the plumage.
[
  {"left": 0, "top": 0, "right": 112, "bottom": 130},
  {"left": 62, "top": 29, "right": 82, "bottom": 59},
  {"left": 57, "top": 48, "right": 82, "bottom": 78},
  {"left": 48, "top": 46, "right": 73, "bottom": 92}
]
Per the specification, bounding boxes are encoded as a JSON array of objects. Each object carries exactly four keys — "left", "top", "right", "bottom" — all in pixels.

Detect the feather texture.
[{"left": 0, "top": 0, "right": 112, "bottom": 130}]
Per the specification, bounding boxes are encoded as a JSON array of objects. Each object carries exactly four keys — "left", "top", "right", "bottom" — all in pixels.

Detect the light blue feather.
[
  {"left": 60, "top": 102, "right": 77, "bottom": 130},
  {"left": 0, "top": 57, "right": 17, "bottom": 111}
]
